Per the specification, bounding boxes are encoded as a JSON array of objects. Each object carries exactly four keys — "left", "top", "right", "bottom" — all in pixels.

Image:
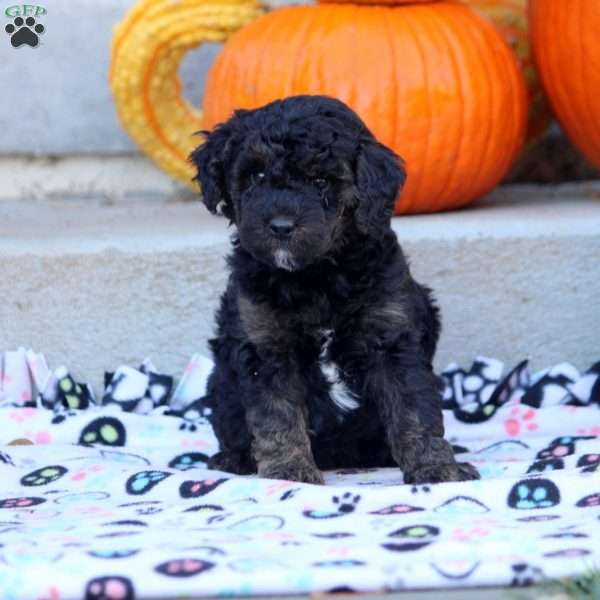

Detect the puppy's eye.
[
  {"left": 250, "top": 171, "right": 265, "bottom": 185},
  {"left": 313, "top": 177, "right": 328, "bottom": 189}
]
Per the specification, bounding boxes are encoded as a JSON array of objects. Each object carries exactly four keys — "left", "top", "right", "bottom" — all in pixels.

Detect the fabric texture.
[{"left": 0, "top": 349, "right": 599, "bottom": 600}]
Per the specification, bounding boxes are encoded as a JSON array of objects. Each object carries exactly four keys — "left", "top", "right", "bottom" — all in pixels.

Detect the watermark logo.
[{"left": 5, "top": 4, "right": 46, "bottom": 47}]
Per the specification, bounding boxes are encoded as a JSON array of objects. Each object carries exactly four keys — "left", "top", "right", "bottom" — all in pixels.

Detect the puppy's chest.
[{"left": 317, "top": 328, "right": 360, "bottom": 414}]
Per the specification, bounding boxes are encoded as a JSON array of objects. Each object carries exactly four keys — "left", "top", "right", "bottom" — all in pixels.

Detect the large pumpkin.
[
  {"left": 319, "top": 0, "right": 549, "bottom": 146},
  {"left": 529, "top": 0, "right": 600, "bottom": 169},
  {"left": 202, "top": 3, "right": 528, "bottom": 214}
]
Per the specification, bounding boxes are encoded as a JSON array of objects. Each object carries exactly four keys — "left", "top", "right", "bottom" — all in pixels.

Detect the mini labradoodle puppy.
[{"left": 190, "top": 95, "right": 479, "bottom": 485}]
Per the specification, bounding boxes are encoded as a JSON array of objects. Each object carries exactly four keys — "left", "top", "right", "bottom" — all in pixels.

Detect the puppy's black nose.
[{"left": 269, "top": 216, "right": 295, "bottom": 236}]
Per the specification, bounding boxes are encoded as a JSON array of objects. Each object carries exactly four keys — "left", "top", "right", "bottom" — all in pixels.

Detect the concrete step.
[{"left": 1, "top": 179, "right": 599, "bottom": 392}]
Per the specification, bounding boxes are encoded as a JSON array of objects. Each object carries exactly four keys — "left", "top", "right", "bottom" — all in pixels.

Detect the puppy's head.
[{"left": 190, "top": 95, "right": 405, "bottom": 271}]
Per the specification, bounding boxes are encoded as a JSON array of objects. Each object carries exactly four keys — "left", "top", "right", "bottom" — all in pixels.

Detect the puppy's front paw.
[
  {"left": 259, "top": 460, "right": 324, "bottom": 485},
  {"left": 208, "top": 451, "right": 255, "bottom": 475},
  {"left": 404, "top": 461, "right": 480, "bottom": 484}
]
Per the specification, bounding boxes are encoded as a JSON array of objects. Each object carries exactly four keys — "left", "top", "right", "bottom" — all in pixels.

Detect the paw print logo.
[
  {"left": 5, "top": 17, "right": 44, "bottom": 48},
  {"left": 303, "top": 492, "right": 361, "bottom": 519}
]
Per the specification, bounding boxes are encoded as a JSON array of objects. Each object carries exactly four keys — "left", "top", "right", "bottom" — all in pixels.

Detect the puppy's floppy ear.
[
  {"left": 189, "top": 122, "right": 237, "bottom": 220},
  {"left": 354, "top": 138, "right": 406, "bottom": 236}
]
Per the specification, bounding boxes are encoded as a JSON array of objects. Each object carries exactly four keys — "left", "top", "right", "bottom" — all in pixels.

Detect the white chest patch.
[
  {"left": 318, "top": 329, "right": 360, "bottom": 412},
  {"left": 274, "top": 249, "right": 296, "bottom": 271}
]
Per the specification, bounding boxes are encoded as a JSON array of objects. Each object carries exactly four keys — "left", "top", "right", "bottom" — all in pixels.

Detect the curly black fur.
[{"left": 190, "top": 95, "right": 479, "bottom": 484}]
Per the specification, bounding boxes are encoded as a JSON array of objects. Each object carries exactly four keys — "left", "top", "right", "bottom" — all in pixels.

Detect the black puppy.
[{"left": 190, "top": 95, "right": 479, "bottom": 485}]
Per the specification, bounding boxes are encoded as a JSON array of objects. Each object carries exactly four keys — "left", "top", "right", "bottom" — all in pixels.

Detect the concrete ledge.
[
  {"left": 0, "top": 155, "right": 188, "bottom": 202},
  {"left": 1, "top": 182, "right": 599, "bottom": 392}
]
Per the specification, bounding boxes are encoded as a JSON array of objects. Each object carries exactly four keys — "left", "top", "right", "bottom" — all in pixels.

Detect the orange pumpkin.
[
  {"left": 529, "top": 0, "right": 600, "bottom": 169},
  {"left": 319, "top": 0, "right": 548, "bottom": 145},
  {"left": 202, "top": 3, "right": 528, "bottom": 214},
  {"left": 460, "top": 0, "right": 550, "bottom": 145}
]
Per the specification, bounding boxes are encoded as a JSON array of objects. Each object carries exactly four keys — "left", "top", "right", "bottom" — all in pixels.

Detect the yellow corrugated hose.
[{"left": 110, "top": 0, "right": 263, "bottom": 188}]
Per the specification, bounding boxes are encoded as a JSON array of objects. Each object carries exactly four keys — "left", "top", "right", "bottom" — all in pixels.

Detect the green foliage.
[
  {"left": 513, "top": 567, "right": 600, "bottom": 600},
  {"left": 546, "top": 568, "right": 600, "bottom": 600}
]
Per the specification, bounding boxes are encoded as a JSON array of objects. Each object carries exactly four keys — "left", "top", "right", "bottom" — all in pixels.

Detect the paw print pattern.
[
  {"left": 442, "top": 359, "right": 528, "bottom": 423},
  {"left": 542, "top": 531, "right": 587, "bottom": 540},
  {"left": 155, "top": 558, "right": 215, "bottom": 577},
  {"left": 88, "top": 549, "right": 140, "bottom": 559},
  {"left": 369, "top": 503, "right": 424, "bottom": 516},
  {"left": 544, "top": 548, "right": 591, "bottom": 559},
  {"left": 57, "top": 373, "right": 94, "bottom": 410},
  {"left": 313, "top": 559, "right": 366, "bottom": 568},
  {"left": 85, "top": 576, "right": 134, "bottom": 600},
  {"left": 526, "top": 458, "right": 564, "bottom": 474},
  {"left": 118, "top": 500, "right": 164, "bottom": 516},
  {"left": 333, "top": 493, "right": 360, "bottom": 514},
  {"left": 536, "top": 436, "right": 595, "bottom": 460},
  {"left": 510, "top": 563, "right": 543, "bottom": 587},
  {"left": 577, "top": 453, "right": 600, "bottom": 472},
  {"left": 575, "top": 492, "right": 600, "bottom": 508},
  {"left": 516, "top": 514, "right": 560, "bottom": 523},
  {"left": 103, "top": 365, "right": 173, "bottom": 414},
  {"left": 0, "top": 496, "right": 46, "bottom": 509},
  {"left": 125, "top": 470, "right": 171, "bottom": 495},
  {"left": 382, "top": 524, "right": 440, "bottom": 552},
  {"left": 79, "top": 417, "right": 126, "bottom": 447},
  {"left": 5, "top": 16, "right": 44, "bottom": 48},
  {"left": 504, "top": 405, "right": 539, "bottom": 437},
  {"left": 168, "top": 452, "right": 209, "bottom": 471},
  {"left": 179, "top": 478, "right": 229, "bottom": 499},
  {"left": 0, "top": 451, "right": 14, "bottom": 465},
  {"left": 20, "top": 465, "right": 67, "bottom": 486},
  {"left": 303, "top": 493, "right": 360, "bottom": 519},
  {"left": 173, "top": 399, "right": 212, "bottom": 432},
  {"left": 521, "top": 367, "right": 576, "bottom": 408},
  {"left": 280, "top": 488, "right": 301, "bottom": 501},
  {"left": 434, "top": 495, "right": 490, "bottom": 514},
  {"left": 507, "top": 479, "right": 561, "bottom": 510}
]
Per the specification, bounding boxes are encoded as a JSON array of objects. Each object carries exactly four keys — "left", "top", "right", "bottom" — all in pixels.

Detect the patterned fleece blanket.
[{"left": 0, "top": 349, "right": 599, "bottom": 600}]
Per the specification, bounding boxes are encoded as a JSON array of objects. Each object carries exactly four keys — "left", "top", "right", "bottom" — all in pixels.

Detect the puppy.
[{"left": 190, "top": 95, "right": 479, "bottom": 485}]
